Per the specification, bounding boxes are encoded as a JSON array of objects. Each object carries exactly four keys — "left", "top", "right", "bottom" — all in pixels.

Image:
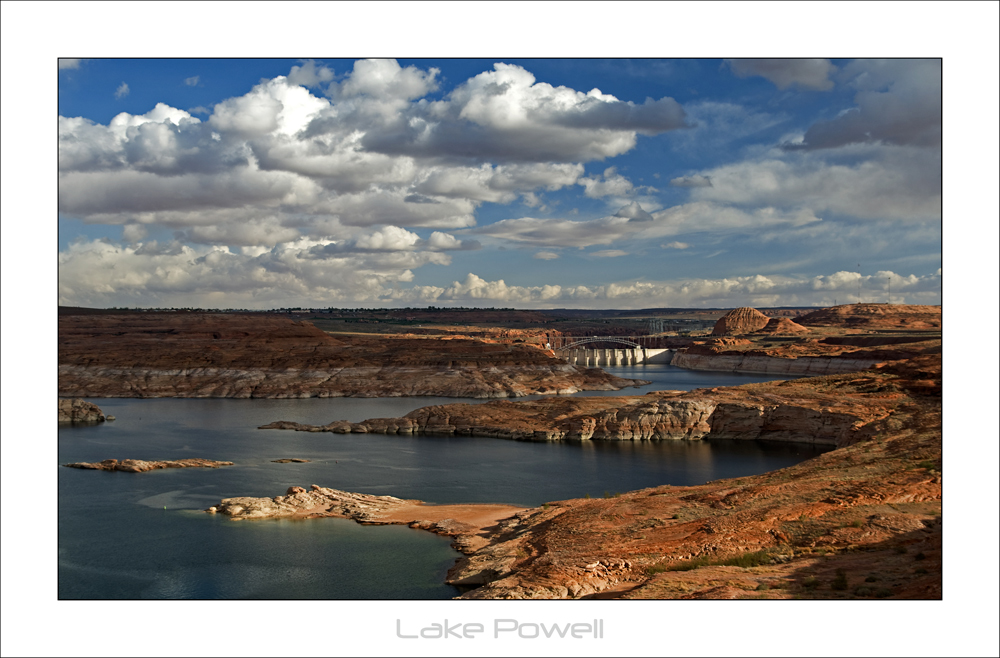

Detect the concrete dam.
[{"left": 561, "top": 347, "right": 674, "bottom": 367}]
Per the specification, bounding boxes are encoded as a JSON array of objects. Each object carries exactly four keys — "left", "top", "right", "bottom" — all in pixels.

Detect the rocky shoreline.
[
  {"left": 207, "top": 484, "right": 527, "bottom": 569},
  {"left": 245, "top": 354, "right": 941, "bottom": 599},
  {"left": 58, "top": 398, "right": 107, "bottom": 423},
  {"left": 260, "top": 360, "right": 912, "bottom": 446},
  {"left": 63, "top": 458, "right": 234, "bottom": 472}
]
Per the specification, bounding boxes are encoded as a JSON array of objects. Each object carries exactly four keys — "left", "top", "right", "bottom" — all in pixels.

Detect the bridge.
[{"left": 550, "top": 335, "right": 674, "bottom": 367}]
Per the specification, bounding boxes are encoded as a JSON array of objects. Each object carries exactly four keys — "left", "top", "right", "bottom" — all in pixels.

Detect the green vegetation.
[
  {"left": 831, "top": 569, "right": 849, "bottom": 591},
  {"left": 663, "top": 549, "right": 775, "bottom": 573}
]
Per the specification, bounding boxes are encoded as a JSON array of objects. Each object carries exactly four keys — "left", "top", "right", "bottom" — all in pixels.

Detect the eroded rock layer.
[
  {"left": 58, "top": 399, "right": 105, "bottom": 423},
  {"left": 63, "top": 458, "right": 233, "bottom": 472},
  {"left": 711, "top": 307, "right": 771, "bottom": 336},
  {"left": 261, "top": 357, "right": 931, "bottom": 447},
  {"left": 58, "top": 313, "right": 644, "bottom": 399},
  {"left": 447, "top": 354, "right": 941, "bottom": 599}
]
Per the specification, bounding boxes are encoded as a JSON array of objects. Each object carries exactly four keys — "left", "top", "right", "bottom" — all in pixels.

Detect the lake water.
[{"left": 59, "top": 363, "right": 825, "bottom": 599}]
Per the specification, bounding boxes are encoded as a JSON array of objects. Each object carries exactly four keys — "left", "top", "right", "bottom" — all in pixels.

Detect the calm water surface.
[{"left": 59, "top": 364, "right": 825, "bottom": 599}]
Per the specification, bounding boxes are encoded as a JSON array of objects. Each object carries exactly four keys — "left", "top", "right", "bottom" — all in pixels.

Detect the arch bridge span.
[{"left": 556, "top": 336, "right": 643, "bottom": 351}]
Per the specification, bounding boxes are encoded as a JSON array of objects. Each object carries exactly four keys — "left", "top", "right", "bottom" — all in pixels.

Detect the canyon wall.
[{"left": 669, "top": 352, "right": 883, "bottom": 376}]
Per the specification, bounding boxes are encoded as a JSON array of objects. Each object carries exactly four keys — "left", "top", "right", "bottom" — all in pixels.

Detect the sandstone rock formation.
[
  {"left": 446, "top": 354, "right": 941, "bottom": 599},
  {"left": 795, "top": 304, "right": 941, "bottom": 330},
  {"left": 261, "top": 357, "right": 933, "bottom": 447},
  {"left": 250, "top": 354, "right": 940, "bottom": 599},
  {"left": 207, "top": 484, "right": 526, "bottom": 558},
  {"left": 58, "top": 313, "right": 645, "bottom": 399},
  {"left": 63, "top": 458, "right": 233, "bottom": 472},
  {"left": 754, "top": 317, "right": 810, "bottom": 334},
  {"left": 58, "top": 399, "right": 105, "bottom": 423},
  {"left": 711, "top": 307, "right": 771, "bottom": 336}
]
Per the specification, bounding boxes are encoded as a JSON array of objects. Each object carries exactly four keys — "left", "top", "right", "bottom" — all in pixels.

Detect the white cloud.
[
  {"left": 662, "top": 241, "right": 689, "bottom": 249},
  {"left": 359, "top": 62, "right": 689, "bottom": 163},
  {"left": 579, "top": 166, "right": 634, "bottom": 198},
  {"left": 287, "top": 60, "right": 335, "bottom": 88},
  {"left": 383, "top": 267, "right": 940, "bottom": 309},
  {"left": 475, "top": 214, "right": 632, "bottom": 248},
  {"left": 59, "top": 59, "right": 81, "bottom": 69},
  {"left": 591, "top": 249, "right": 628, "bottom": 258},
  {"left": 184, "top": 76, "right": 200, "bottom": 87},
  {"left": 684, "top": 147, "right": 940, "bottom": 221},
  {"left": 114, "top": 82, "right": 130, "bottom": 99},
  {"left": 335, "top": 59, "right": 439, "bottom": 101},
  {"left": 727, "top": 59, "right": 836, "bottom": 91},
  {"left": 534, "top": 251, "right": 559, "bottom": 260}
]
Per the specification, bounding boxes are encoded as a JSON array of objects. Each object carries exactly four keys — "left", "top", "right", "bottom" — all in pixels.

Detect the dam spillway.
[{"left": 563, "top": 348, "right": 673, "bottom": 367}]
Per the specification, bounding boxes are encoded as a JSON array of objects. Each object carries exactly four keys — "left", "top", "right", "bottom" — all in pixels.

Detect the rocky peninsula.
[
  {"left": 58, "top": 399, "right": 107, "bottom": 423},
  {"left": 208, "top": 484, "right": 526, "bottom": 557},
  {"left": 64, "top": 458, "right": 234, "bottom": 472}
]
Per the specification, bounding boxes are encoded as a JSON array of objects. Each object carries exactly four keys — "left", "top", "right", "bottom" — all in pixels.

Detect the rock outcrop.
[
  {"left": 260, "top": 359, "right": 926, "bottom": 447},
  {"left": 210, "top": 484, "right": 413, "bottom": 521},
  {"left": 711, "top": 307, "right": 771, "bottom": 336},
  {"left": 669, "top": 352, "right": 884, "bottom": 376},
  {"left": 63, "top": 458, "right": 233, "bottom": 472},
  {"left": 795, "top": 304, "right": 941, "bottom": 330},
  {"left": 58, "top": 399, "right": 105, "bottom": 423},
  {"left": 207, "top": 484, "right": 526, "bottom": 559},
  {"left": 446, "top": 354, "right": 942, "bottom": 600},
  {"left": 58, "top": 313, "right": 645, "bottom": 399},
  {"left": 249, "top": 354, "right": 941, "bottom": 599},
  {"left": 754, "top": 317, "right": 810, "bottom": 334}
]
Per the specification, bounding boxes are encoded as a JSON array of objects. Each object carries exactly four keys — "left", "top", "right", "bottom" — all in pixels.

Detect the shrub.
[
  {"left": 667, "top": 556, "right": 714, "bottom": 572},
  {"left": 865, "top": 575, "right": 878, "bottom": 583},
  {"left": 850, "top": 519, "right": 864, "bottom": 528},
  {"left": 854, "top": 586, "right": 873, "bottom": 597},
  {"left": 831, "top": 570, "right": 849, "bottom": 591},
  {"left": 718, "top": 550, "right": 772, "bottom": 568},
  {"left": 802, "top": 576, "right": 820, "bottom": 591},
  {"left": 915, "top": 552, "right": 926, "bottom": 561},
  {"left": 873, "top": 587, "right": 893, "bottom": 598}
]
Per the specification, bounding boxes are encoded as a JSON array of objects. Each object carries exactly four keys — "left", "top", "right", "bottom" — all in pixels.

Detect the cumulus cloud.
[
  {"left": 391, "top": 269, "right": 940, "bottom": 309},
  {"left": 534, "top": 251, "right": 559, "bottom": 260},
  {"left": 58, "top": 238, "right": 456, "bottom": 308},
  {"left": 591, "top": 249, "right": 628, "bottom": 258},
  {"left": 60, "top": 59, "right": 82, "bottom": 69},
  {"left": 287, "top": 60, "right": 335, "bottom": 88},
  {"left": 114, "top": 82, "right": 130, "bottom": 99},
  {"left": 63, "top": 60, "right": 678, "bottom": 250},
  {"left": 727, "top": 59, "right": 836, "bottom": 91},
  {"left": 790, "top": 59, "right": 941, "bottom": 150},
  {"left": 359, "top": 62, "right": 689, "bottom": 163},
  {"left": 579, "top": 167, "right": 634, "bottom": 198},
  {"left": 184, "top": 76, "right": 200, "bottom": 87}
]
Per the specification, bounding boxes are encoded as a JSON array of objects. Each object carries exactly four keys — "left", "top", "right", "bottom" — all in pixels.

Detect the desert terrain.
[{"left": 61, "top": 303, "right": 943, "bottom": 599}]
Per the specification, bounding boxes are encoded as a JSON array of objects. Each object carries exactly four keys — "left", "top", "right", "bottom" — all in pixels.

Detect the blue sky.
[{"left": 56, "top": 56, "right": 945, "bottom": 309}]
